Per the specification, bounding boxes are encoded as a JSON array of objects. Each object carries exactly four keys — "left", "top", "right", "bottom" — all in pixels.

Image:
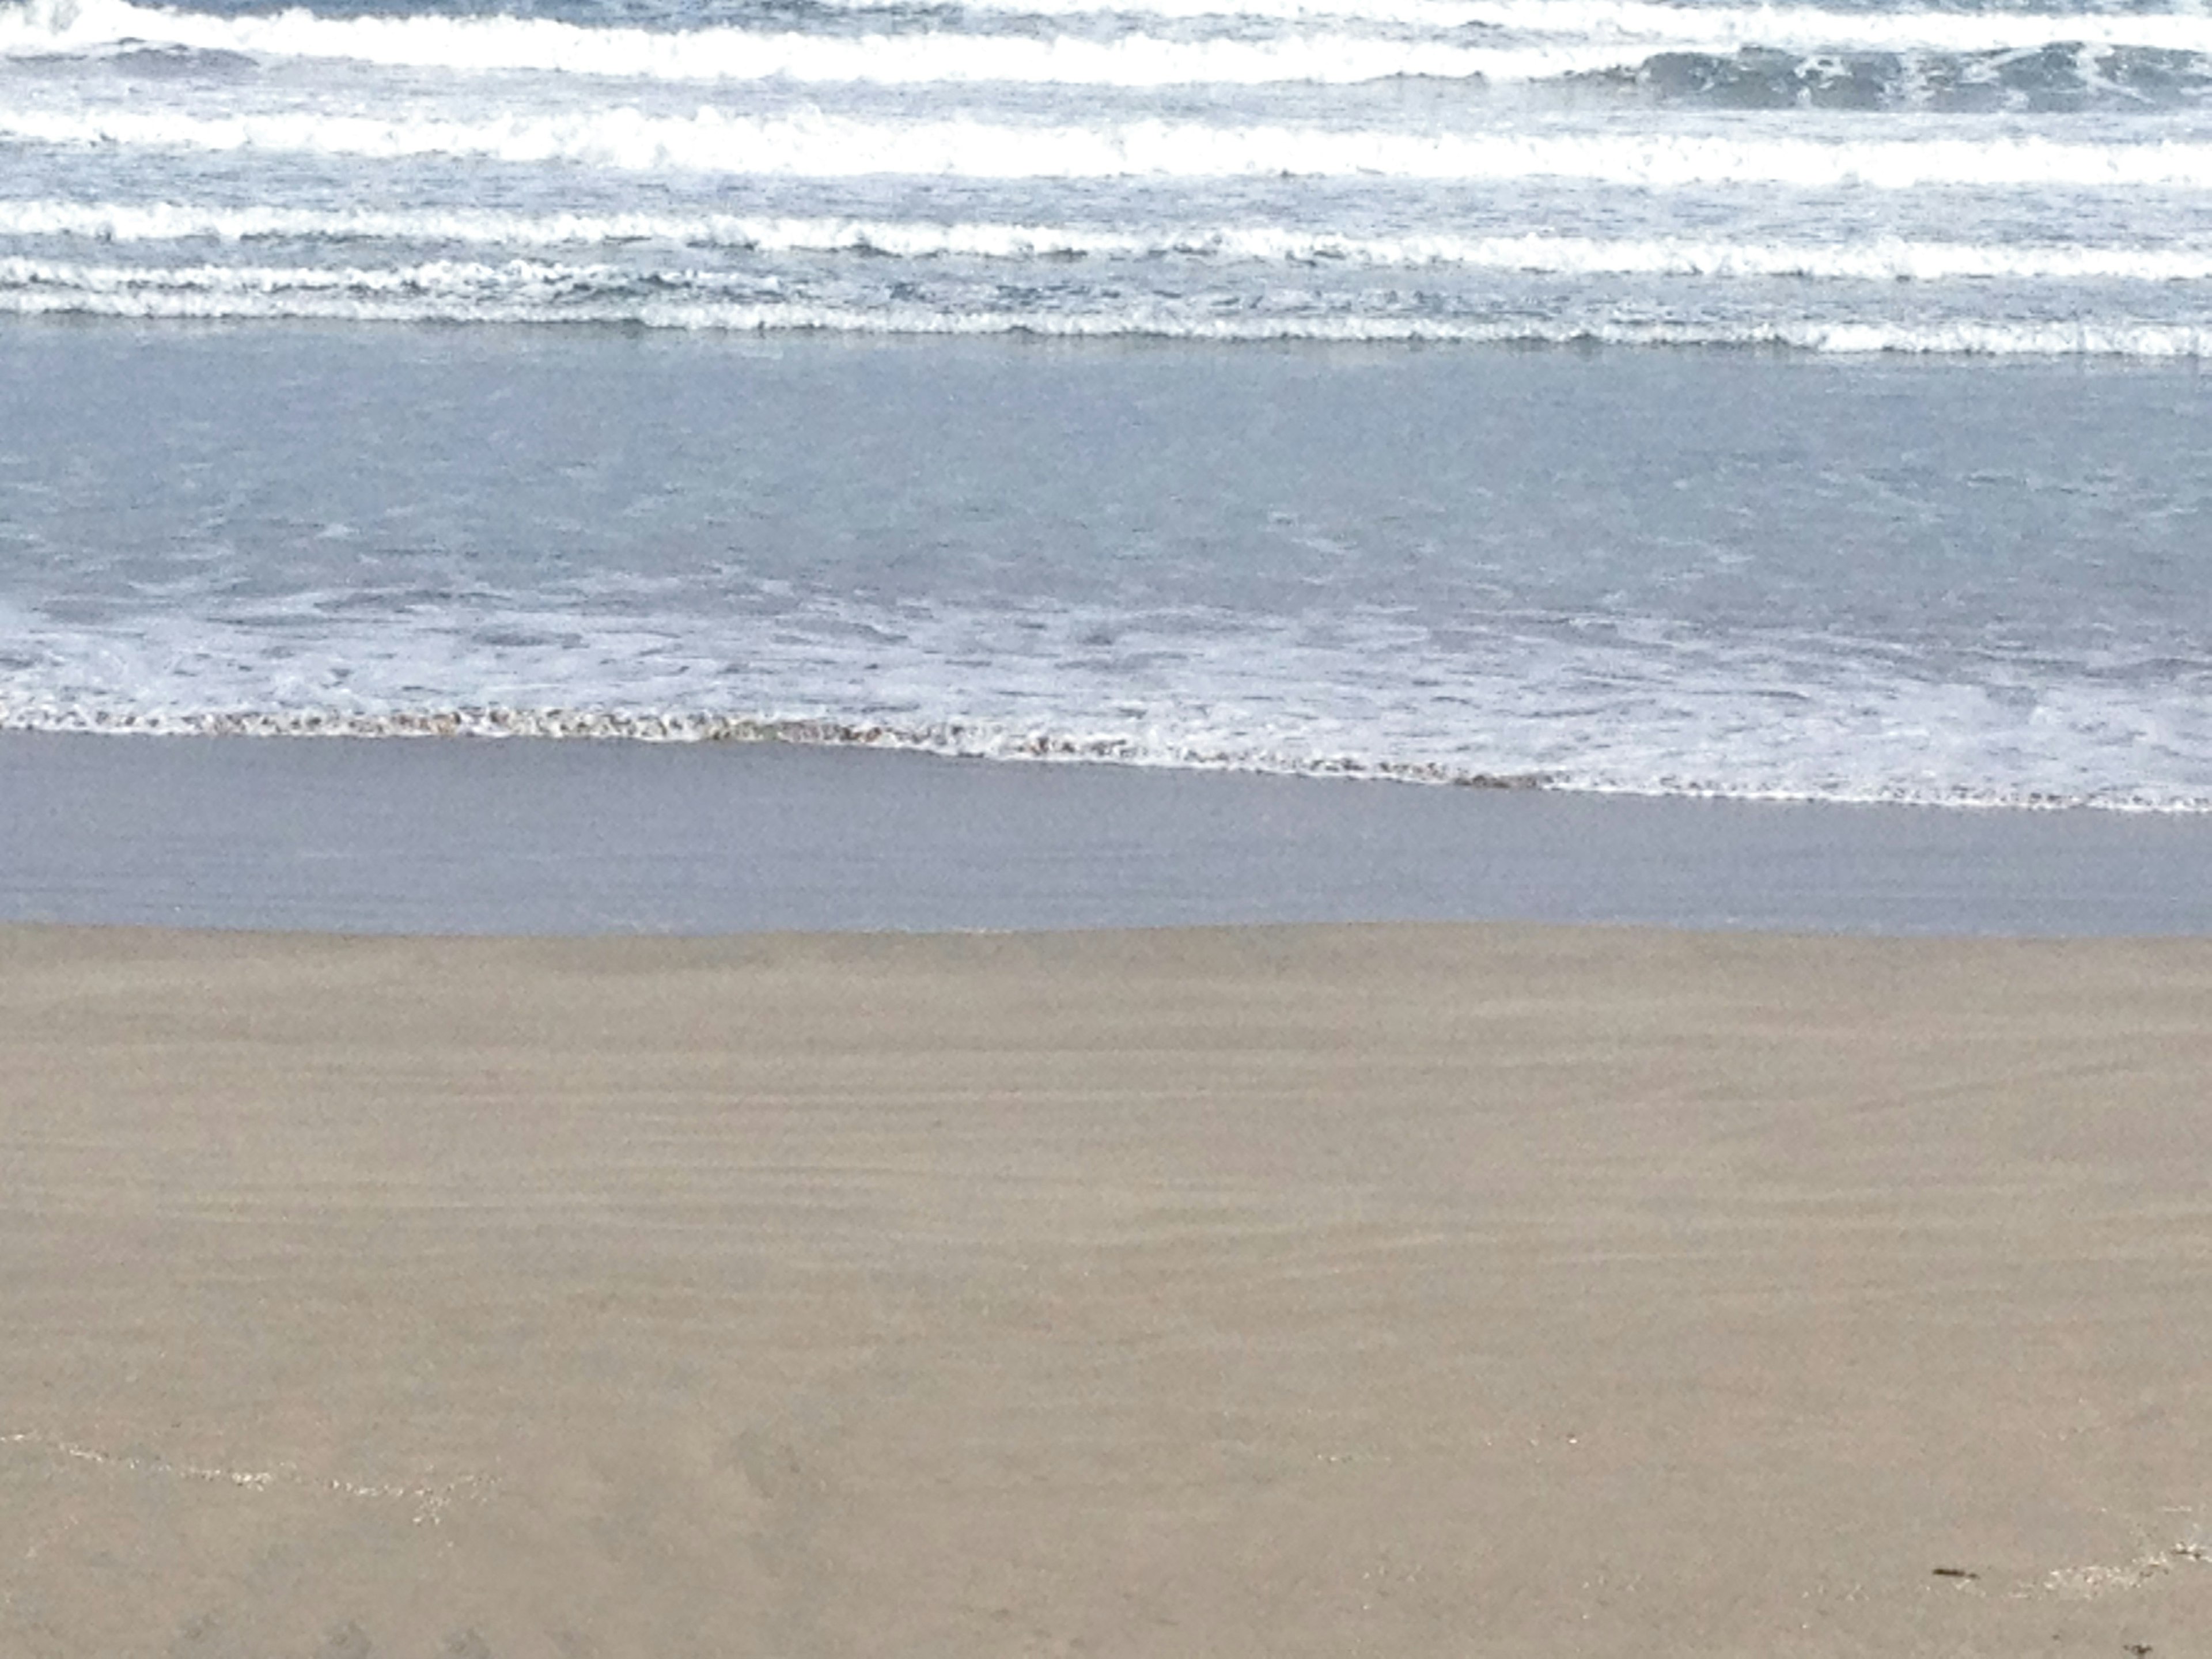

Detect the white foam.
[
  {"left": 11, "top": 199, "right": 2212, "bottom": 282},
  {"left": 14, "top": 104, "right": 2212, "bottom": 189}
]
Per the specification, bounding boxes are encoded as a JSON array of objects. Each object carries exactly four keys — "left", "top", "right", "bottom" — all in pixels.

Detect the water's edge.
[{"left": 9, "top": 729, "right": 2211, "bottom": 936}]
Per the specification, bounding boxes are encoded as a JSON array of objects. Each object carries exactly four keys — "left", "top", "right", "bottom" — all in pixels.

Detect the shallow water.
[{"left": 3, "top": 325, "right": 2208, "bottom": 809}]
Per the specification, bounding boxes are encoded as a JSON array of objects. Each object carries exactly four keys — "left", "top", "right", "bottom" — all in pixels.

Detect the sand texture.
[{"left": 3, "top": 922, "right": 2210, "bottom": 1658}]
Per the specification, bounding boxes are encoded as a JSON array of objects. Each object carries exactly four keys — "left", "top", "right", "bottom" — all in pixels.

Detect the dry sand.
[{"left": 2, "top": 921, "right": 2209, "bottom": 1658}]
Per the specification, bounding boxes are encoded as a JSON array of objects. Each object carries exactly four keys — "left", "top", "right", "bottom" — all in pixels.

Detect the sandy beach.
[{"left": 4, "top": 919, "right": 2209, "bottom": 1657}]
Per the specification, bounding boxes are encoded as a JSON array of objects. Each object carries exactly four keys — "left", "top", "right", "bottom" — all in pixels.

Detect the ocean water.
[
  {"left": 1, "top": 0, "right": 2209, "bottom": 811},
  {"left": 14, "top": 0, "right": 2212, "bottom": 347}
]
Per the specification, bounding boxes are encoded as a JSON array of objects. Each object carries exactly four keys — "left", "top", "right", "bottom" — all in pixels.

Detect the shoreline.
[
  {"left": 12, "top": 716, "right": 2212, "bottom": 810},
  {"left": 9, "top": 728, "right": 2212, "bottom": 937}
]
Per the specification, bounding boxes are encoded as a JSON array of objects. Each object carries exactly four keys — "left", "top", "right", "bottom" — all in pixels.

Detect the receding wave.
[
  {"left": 10, "top": 200, "right": 2212, "bottom": 282},
  {"left": 4, "top": 259, "right": 2209, "bottom": 354},
  {"left": 14, "top": 105, "right": 2212, "bottom": 188}
]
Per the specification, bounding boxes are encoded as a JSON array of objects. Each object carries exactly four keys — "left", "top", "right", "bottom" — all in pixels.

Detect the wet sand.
[
  {"left": 10, "top": 730, "right": 2212, "bottom": 936},
  {"left": 4, "top": 920, "right": 2210, "bottom": 1657}
]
